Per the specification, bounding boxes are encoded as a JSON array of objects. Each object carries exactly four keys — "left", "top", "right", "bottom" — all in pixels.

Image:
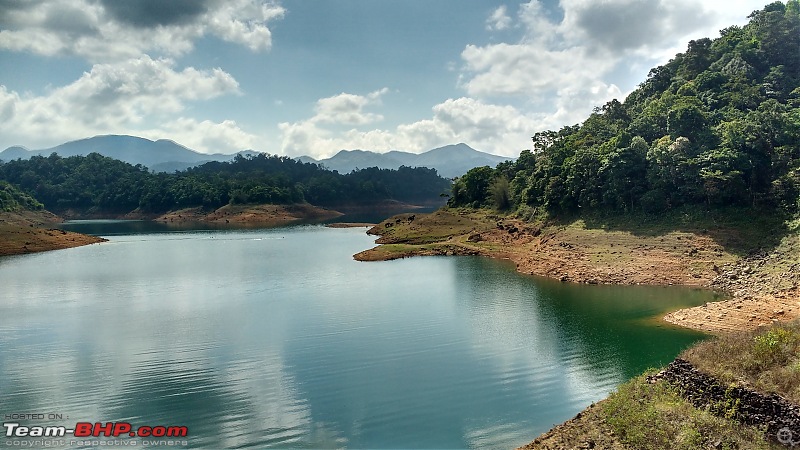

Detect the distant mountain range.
[
  {"left": 299, "top": 143, "right": 512, "bottom": 178},
  {"left": 0, "top": 135, "right": 259, "bottom": 173},
  {"left": 1, "top": 136, "right": 512, "bottom": 177}
]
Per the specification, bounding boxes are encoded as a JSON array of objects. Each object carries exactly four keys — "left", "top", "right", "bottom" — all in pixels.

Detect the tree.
[
  {"left": 449, "top": 166, "right": 494, "bottom": 208},
  {"left": 490, "top": 176, "right": 511, "bottom": 210},
  {"left": 601, "top": 136, "right": 648, "bottom": 212}
]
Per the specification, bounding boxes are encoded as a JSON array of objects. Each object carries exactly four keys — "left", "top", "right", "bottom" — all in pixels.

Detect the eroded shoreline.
[
  {"left": 0, "top": 211, "right": 106, "bottom": 257},
  {"left": 355, "top": 209, "right": 800, "bottom": 334}
]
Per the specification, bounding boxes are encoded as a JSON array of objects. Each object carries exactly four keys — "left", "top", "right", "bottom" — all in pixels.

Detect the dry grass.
[
  {"left": 360, "top": 206, "right": 749, "bottom": 287},
  {"left": 526, "top": 373, "right": 783, "bottom": 449},
  {"left": 602, "top": 374, "right": 781, "bottom": 450},
  {"left": 0, "top": 211, "right": 106, "bottom": 257},
  {"left": 369, "top": 208, "right": 497, "bottom": 245},
  {"left": 682, "top": 320, "right": 800, "bottom": 404}
]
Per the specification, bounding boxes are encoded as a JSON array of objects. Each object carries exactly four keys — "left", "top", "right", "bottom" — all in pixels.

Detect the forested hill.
[
  {"left": 451, "top": 1, "right": 800, "bottom": 216},
  {"left": 0, "top": 152, "right": 451, "bottom": 215},
  {"left": 0, "top": 181, "right": 43, "bottom": 213}
]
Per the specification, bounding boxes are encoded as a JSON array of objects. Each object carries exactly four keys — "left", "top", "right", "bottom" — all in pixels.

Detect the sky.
[{"left": 0, "top": 0, "right": 769, "bottom": 159}]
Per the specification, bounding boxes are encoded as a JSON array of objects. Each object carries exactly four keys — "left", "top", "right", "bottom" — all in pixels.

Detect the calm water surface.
[{"left": 0, "top": 222, "right": 717, "bottom": 448}]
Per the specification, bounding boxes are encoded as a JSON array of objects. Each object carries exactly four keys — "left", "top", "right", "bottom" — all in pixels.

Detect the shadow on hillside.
[{"left": 549, "top": 206, "right": 792, "bottom": 258}]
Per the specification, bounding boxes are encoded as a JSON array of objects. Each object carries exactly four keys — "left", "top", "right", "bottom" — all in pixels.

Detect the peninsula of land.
[
  {"left": 356, "top": 208, "right": 800, "bottom": 334},
  {"left": 0, "top": 210, "right": 106, "bottom": 257}
]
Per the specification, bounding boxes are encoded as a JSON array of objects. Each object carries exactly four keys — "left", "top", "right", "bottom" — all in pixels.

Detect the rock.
[{"left": 655, "top": 358, "right": 800, "bottom": 440}]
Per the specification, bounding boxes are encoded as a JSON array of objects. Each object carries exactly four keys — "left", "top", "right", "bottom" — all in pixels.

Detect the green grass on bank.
[
  {"left": 372, "top": 208, "right": 498, "bottom": 245},
  {"left": 683, "top": 321, "right": 800, "bottom": 404},
  {"left": 602, "top": 374, "right": 781, "bottom": 450},
  {"left": 600, "top": 322, "right": 800, "bottom": 450},
  {"left": 555, "top": 205, "right": 791, "bottom": 257}
]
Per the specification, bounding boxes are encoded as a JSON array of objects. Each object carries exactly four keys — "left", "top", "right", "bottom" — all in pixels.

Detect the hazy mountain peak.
[
  {"left": 2, "top": 135, "right": 512, "bottom": 177},
  {"left": 301, "top": 143, "right": 511, "bottom": 178},
  {"left": 0, "top": 135, "right": 251, "bottom": 172}
]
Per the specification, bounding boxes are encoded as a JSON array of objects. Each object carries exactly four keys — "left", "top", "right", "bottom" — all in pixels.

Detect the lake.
[{"left": 0, "top": 222, "right": 716, "bottom": 448}]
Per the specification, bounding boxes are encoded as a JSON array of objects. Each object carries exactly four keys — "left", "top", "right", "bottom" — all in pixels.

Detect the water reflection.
[{"left": 0, "top": 226, "right": 710, "bottom": 448}]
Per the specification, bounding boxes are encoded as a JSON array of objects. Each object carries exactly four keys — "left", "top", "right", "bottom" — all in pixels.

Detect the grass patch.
[
  {"left": 574, "top": 205, "right": 789, "bottom": 257},
  {"left": 602, "top": 373, "right": 780, "bottom": 449},
  {"left": 682, "top": 320, "right": 800, "bottom": 404},
  {"left": 373, "top": 208, "right": 498, "bottom": 245}
]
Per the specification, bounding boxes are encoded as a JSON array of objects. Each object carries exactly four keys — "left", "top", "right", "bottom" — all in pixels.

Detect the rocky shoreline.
[
  {"left": 649, "top": 358, "right": 800, "bottom": 440},
  {"left": 665, "top": 234, "right": 800, "bottom": 333},
  {"left": 523, "top": 357, "right": 800, "bottom": 449}
]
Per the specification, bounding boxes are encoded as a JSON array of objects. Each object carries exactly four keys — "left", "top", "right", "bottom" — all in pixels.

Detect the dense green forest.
[
  {"left": 0, "top": 181, "right": 43, "bottom": 212},
  {"left": 0, "top": 152, "right": 451, "bottom": 214},
  {"left": 451, "top": 1, "right": 800, "bottom": 217}
]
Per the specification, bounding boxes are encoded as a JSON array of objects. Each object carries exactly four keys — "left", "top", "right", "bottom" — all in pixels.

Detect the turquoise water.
[{"left": 0, "top": 224, "right": 714, "bottom": 448}]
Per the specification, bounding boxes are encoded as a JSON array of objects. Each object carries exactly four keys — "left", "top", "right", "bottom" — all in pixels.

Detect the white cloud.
[
  {"left": 463, "top": 0, "right": 723, "bottom": 101},
  {"left": 313, "top": 89, "right": 389, "bottom": 126},
  {"left": 0, "top": 86, "right": 18, "bottom": 123},
  {"left": 557, "top": 0, "right": 713, "bottom": 54},
  {"left": 0, "top": 0, "right": 281, "bottom": 153},
  {"left": 279, "top": 89, "right": 391, "bottom": 157},
  {"left": 205, "top": 0, "right": 285, "bottom": 52},
  {"left": 144, "top": 118, "right": 260, "bottom": 154},
  {"left": 277, "top": 120, "right": 323, "bottom": 157},
  {"left": 401, "top": 97, "right": 542, "bottom": 156},
  {"left": 518, "top": 0, "right": 558, "bottom": 41},
  {"left": 0, "top": 56, "right": 249, "bottom": 153},
  {"left": 461, "top": 43, "right": 616, "bottom": 99},
  {"left": 0, "top": 0, "right": 285, "bottom": 62},
  {"left": 280, "top": 1, "right": 766, "bottom": 160},
  {"left": 458, "top": 0, "right": 764, "bottom": 136},
  {"left": 279, "top": 95, "right": 538, "bottom": 159},
  {"left": 486, "top": 6, "right": 512, "bottom": 31}
]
